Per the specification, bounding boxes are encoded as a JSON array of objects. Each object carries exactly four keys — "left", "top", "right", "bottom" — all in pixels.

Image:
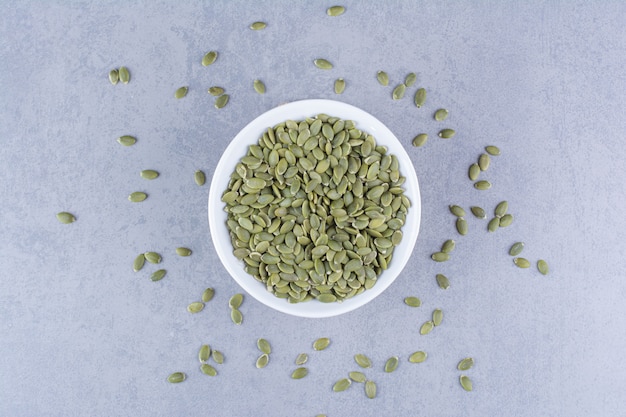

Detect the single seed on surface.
[
  {"left": 231, "top": 308, "right": 243, "bottom": 325},
  {"left": 441, "top": 239, "right": 456, "bottom": 253},
  {"left": 212, "top": 350, "right": 224, "bottom": 364},
  {"left": 513, "top": 257, "right": 531, "bottom": 268},
  {"left": 174, "top": 86, "right": 188, "bottom": 99},
  {"left": 176, "top": 247, "right": 192, "bottom": 257},
  {"left": 194, "top": 170, "right": 206, "bottom": 186},
  {"left": 257, "top": 338, "right": 271, "bottom": 354},
  {"left": 474, "top": 180, "right": 492, "bottom": 190},
  {"left": 449, "top": 205, "right": 466, "bottom": 217},
  {"left": 133, "top": 253, "right": 145, "bottom": 272},
  {"left": 199, "top": 344, "right": 211, "bottom": 363},
  {"left": 253, "top": 79, "right": 266, "bottom": 94},
  {"left": 537, "top": 259, "right": 549, "bottom": 275},
  {"left": 470, "top": 206, "right": 486, "bottom": 219},
  {"left": 327, "top": 5, "right": 346, "bottom": 16},
  {"left": 202, "top": 287, "right": 215, "bottom": 302},
  {"left": 414, "top": 88, "right": 426, "bottom": 107},
  {"left": 439, "top": 129, "right": 455, "bottom": 139},
  {"left": 313, "top": 337, "right": 330, "bottom": 351},
  {"left": 409, "top": 351, "right": 427, "bottom": 363},
  {"left": 333, "top": 378, "right": 351, "bottom": 392},
  {"left": 412, "top": 133, "right": 428, "bottom": 147},
  {"left": 495, "top": 201, "right": 508, "bottom": 217},
  {"left": 291, "top": 367, "right": 308, "bottom": 379},
  {"left": 151, "top": 269, "right": 166, "bottom": 282},
  {"left": 167, "top": 372, "right": 186, "bottom": 383},
  {"left": 214, "top": 94, "right": 229, "bottom": 108},
  {"left": 249, "top": 21, "right": 267, "bottom": 30},
  {"left": 404, "top": 72, "right": 417, "bottom": 87},
  {"left": 432, "top": 309, "right": 443, "bottom": 326},
  {"left": 488, "top": 217, "right": 500, "bottom": 232},
  {"left": 420, "top": 321, "right": 434, "bottom": 335},
  {"left": 404, "top": 296, "right": 421, "bottom": 307},
  {"left": 144, "top": 252, "right": 161, "bottom": 264},
  {"left": 376, "top": 70, "right": 389, "bottom": 86},
  {"left": 117, "top": 135, "right": 136, "bottom": 146},
  {"left": 456, "top": 218, "right": 468, "bottom": 236},
  {"left": 128, "top": 192, "right": 147, "bottom": 202},
  {"left": 384, "top": 356, "right": 399, "bottom": 373},
  {"left": 187, "top": 302, "right": 204, "bottom": 313},
  {"left": 256, "top": 353, "right": 269, "bottom": 368},
  {"left": 354, "top": 354, "right": 372, "bottom": 368},
  {"left": 313, "top": 58, "right": 333, "bottom": 69},
  {"left": 208, "top": 86, "right": 224, "bottom": 96},
  {"left": 509, "top": 242, "right": 525, "bottom": 256},
  {"left": 108, "top": 69, "right": 119, "bottom": 85},
  {"left": 434, "top": 108, "right": 449, "bottom": 121},
  {"left": 478, "top": 153, "right": 490, "bottom": 171},
  {"left": 436, "top": 273, "right": 450, "bottom": 290},
  {"left": 140, "top": 169, "right": 159, "bottom": 180},
  {"left": 334, "top": 78, "right": 345, "bottom": 94},
  {"left": 118, "top": 66, "right": 130, "bottom": 84},
  {"left": 56, "top": 212, "right": 76, "bottom": 224},
  {"left": 457, "top": 357, "right": 474, "bottom": 371},
  {"left": 202, "top": 51, "right": 218, "bottom": 66},
  {"left": 485, "top": 145, "right": 501, "bottom": 156},
  {"left": 201, "top": 363, "right": 217, "bottom": 376},
  {"left": 431, "top": 252, "right": 450, "bottom": 262},
  {"left": 469, "top": 163, "right": 480, "bottom": 181},
  {"left": 499, "top": 214, "right": 513, "bottom": 227},
  {"left": 349, "top": 371, "right": 366, "bottom": 383},
  {"left": 229, "top": 293, "right": 244, "bottom": 309},
  {"left": 460, "top": 375, "right": 473, "bottom": 391},
  {"left": 392, "top": 83, "right": 406, "bottom": 100},
  {"left": 295, "top": 353, "right": 308, "bottom": 365},
  {"left": 365, "top": 380, "right": 377, "bottom": 399}
]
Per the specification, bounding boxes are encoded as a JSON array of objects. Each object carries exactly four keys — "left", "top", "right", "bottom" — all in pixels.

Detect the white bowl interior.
[{"left": 208, "top": 99, "right": 421, "bottom": 318}]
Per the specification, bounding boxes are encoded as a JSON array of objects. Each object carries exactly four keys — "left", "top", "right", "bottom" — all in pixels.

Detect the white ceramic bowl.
[{"left": 208, "top": 99, "right": 421, "bottom": 318}]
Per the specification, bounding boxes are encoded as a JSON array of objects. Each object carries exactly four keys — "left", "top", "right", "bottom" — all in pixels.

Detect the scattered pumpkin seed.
[
  {"left": 495, "top": 201, "right": 508, "bottom": 217},
  {"left": 499, "top": 213, "right": 513, "bottom": 227},
  {"left": 313, "top": 337, "right": 330, "bottom": 351},
  {"left": 460, "top": 375, "right": 473, "bottom": 391},
  {"left": 434, "top": 108, "right": 449, "bottom": 121},
  {"left": 128, "top": 192, "right": 147, "bottom": 202},
  {"left": 199, "top": 344, "right": 211, "bottom": 363},
  {"left": 327, "top": 5, "right": 346, "bottom": 16},
  {"left": 365, "top": 380, "right": 377, "bottom": 399},
  {"left": 513, "top": 257, "right": 531, "bottom": 268},
  {"left": 478, "top": 153, "right": 490, "bottom": 171},
  {"left": 420, "top": 321, "right": 434, "bottom": 335},
  {"left": 167, "top": 372, "right": 186, "bottom": 383},
  {"left": 354, "top": 354, "right": 372, "bottom": 368},
  {"left": 151, "top": 269, "right": 166, "bottom": 282},
  {"left": 456, "top": 218, "right": 468, "bottom": 235},
  {"left": 436, "top": 273, "right": 450, "bottom": 290},
  {"left": 438, "top": 129, "right": 455, "bottom": 139},
  {"left": 257, "top": 338, "right": 271, "bottom": 354},
  {"left": 376, "top": 70, "right": 389, "bottom": 86},
  {"left": 118, "top": 66, "right": 130, "bottom": 84},
  {"left": 412, "top": 133, "right": 428, "bottom": 147},
  {"left": 408, "top": 351, "right": 427, "bottom": 363},
  {"left": 468, "top": 164, "right": 480, "bottom": 182},
  {"left": 384, "top": 356, "right": 399, "bottom": 373},
  {"left": 291, "top": 367, "right": 308, "bottom": 379},
  {"left": 431, "top": 252, "right": 450, "bottom": 262},
  {"left": 212, "top": 350, "right": 224, "bottom": 364},
  {"left": 537, "top": 259, "right": 549, "bottom": 275},
  {"left": 133, "top": 253, "right": 145, "bottom": 272},
  {"left": 176, "top": 247, "right": 192, "bottom": 257},
  {"left": 230, "top": 308, "right": 243, "bottom": 325},
  {"left": 404, "top": 72, "right": 417, "bottom": 87},
  {"left": 249, "top": 21, "right": 267, "bottom": 30},
  {"left": 144, "top": 252, "right": 161, "bottom": 264},
  {"left": 56, "top": 212, "right": 76, "bottom": 224},
  {"left": 449, "top": 205, "right": 466, "bottom": 217},
  {"left": 295, "top": 353, "right": 308, "bottom": 365},
  {"left": 334, "top": 78, "right": 345, "bottom": 94},
  {"left": 509, "top": 242, "right": 525, "bottom": 256},
  {"left": 471, "top": 206, "right": 486, "bottom": 219},
  {"left": 108, "top": 69, "right": 119, "bottom": 85},
  {"left": 253, "top": 79, "right": 266, "bottom": 94},
  {"left": 140, "top": 169, "right": 159, "bottom": 180},
  {"left": 457, "top": 357, "right": 474, "bottom": 371},
  {"left": 256, "top": 353, "right": 269, "bottom": 368},
  {"left": 229, "top": 293, "right": 244, "bottom": 309},
  {"left": 208, "top": 86, "right": 224, "bottom": 96},
  {"left": 333, "top": 378, "right": 352, "bottom": 392},
  {"left": 313, "top": 58, "right": 333, "bottom": 69},
  {"left": 117, "top": 135, "right": 136, "bottom": 146},
  {"left": 474, "top": 180, "right": 491, "bottom": 190},
  {"left": 201, "top": 51, "right": 217, "bottom": 66},
  {"left": 441, "top": 239, "right": 456, "bottom": 253},
  {"left": 174, "top": 86, "right": 188, "bottom": 99},
  {"left": 485, "top": 145, "right": 500, "bottom": 156},
  {"left": 349, "top": 371, "right": 367, "bottom": 383},
  {"left": 201, "top": 363, "right": 217, "bottom": 376},
  {"left": 414, "top": 88, "right": 426, "bottom": 107},
  {"left": 187, "top": 302, "right": 205, "bottom": 314},
  {"left": 194, "top": 170, "right": 206, "bottom": 186},
  {"left": 488, "top": 217, "right": 500, "bottom": 232},
  {"left": 202, "top": 287, "right": 215, "bottom": 302},
  {"left": 392, "top": 83, "right": 406, "bottom": 100},
  {"left": 432, "top": 309, "right": 443, "bottom": 326},
  {"left": 214, "top": 94, "right": 229, "bottom": 108},
  {"left": 404, "top": 296, "right": 421, "bottom": 307}
]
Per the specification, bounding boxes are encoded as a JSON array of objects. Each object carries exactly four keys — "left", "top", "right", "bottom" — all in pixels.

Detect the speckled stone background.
[{"left": 1, "top": 1, "right": 625, "bottom": 416}]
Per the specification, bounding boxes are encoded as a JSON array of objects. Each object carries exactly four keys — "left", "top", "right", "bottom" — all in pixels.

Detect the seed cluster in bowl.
[{"left": 221, "top": 114, "right": 410, "bottom": 303}]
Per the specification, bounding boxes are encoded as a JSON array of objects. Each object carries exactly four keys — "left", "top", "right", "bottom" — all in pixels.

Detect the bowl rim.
[{"left": 208, "top": 99, "right": 421, "bottom": 318}]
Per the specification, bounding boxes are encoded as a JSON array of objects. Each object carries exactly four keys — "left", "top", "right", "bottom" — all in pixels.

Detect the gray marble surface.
[{"left": 1, "top": 1, "right": 625, "bottom": 416}]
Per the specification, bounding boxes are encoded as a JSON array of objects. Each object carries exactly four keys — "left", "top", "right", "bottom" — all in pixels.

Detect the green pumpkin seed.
[
  {"left": 434, "top": 108, "right": 449, "bottom": 121},
  {"left": 327, "top": 5, "right": 346, "bottom": 16},
  {"left": 194, "top": 170, "right": 206, "bottom": 186},
  {"left": 202, "top": 287, "right": 215, "bottom": 302},
  {"left": 230, "top": 308, "right": 243, "bottom": 325},
  {"left": 291, "top": 367, "right": 308, "bottom": 379},
  {"left": 314, "top": 58, "right": 333, "bottom": 69},
  {"left": 354, "top": 354, "right": 372, "bottom": 368},
  {"left": 412, "top": 133, "right": 428, "bottom": 147},
  {"left": 56, "top": 212, "right": 76, "bottom": 224},
  {"left": 256, "top": 353, "right": 269, "bottom": 368},
  {"left": 208, "top": 86, "right": 224, "bottom": 96},
  {"left": 438, "top": 129, "right": 455, "bottom": 139},
  {"left": 334, "top": 78, "right": 345, "bottom": 94},
  {"left": 215, "top": 94, "right": 229, "bottom": 109},
  {"left": 408, "top": 351, "right": 427, "bottom": 363},
  {"left": 295, "top": 353, "right": 308, "bottom": 365},
  {"left": 470, "top": 206, "right": 486, "bottom": 219},
  {"left": 317, "top": 293, "right": 337, "bottom": 303},
  {"left": 313, "top": 337, "right": 330, "bottom": 351},
  {"left": 250, "top": 21, "right": 267, "bottom": 30},
  {"left": 414, "top": 88, "right": 426, "bottom": 107},
  {"left": 376, "top": 70, "right": 389, "bottom": 86},
  {"left": 436, "top": 273, "right": 450, "bottom": 290},
  {"left": 499, "top": 214, "right": 513, "bottom": 227},
  {"left": 229, "top": 293, "right": 243, "bottom": 309},
  {"left": 404, "top": 72, "right": 417, "bottom": 87},
  {"left": 404, "top": 296, "right": 421, "bottom": 307},
  {"left": 456, "top": 218, "right": 468, "bottom": 236},
  {"left": 174, "top": 86, "right": 188, "bottom": 99},
  {"left": 257, "top": 338, "right": 271, "bottom": 354},
  {"left": 199, "top": 344, "right": 211, "bottom": 363},
  {"left": 108, "top": 69, "right": 119, "bottom": 85},
  {"left": 495, "top": 201, "right": 508, "bottom": 217},
  {"left": 469, "top": 163, "right": 480, "bottom": 181},
  {"left": 431, "top": 252, "right": 450, "bottom": 262},
  {"left": 128, "top": 192, "right": 147, "bottom": 202},
  {"left": 537, "top": 259, "right": 549, "bottom": 275},
  {"left": 365, "top": 380, "right": 377, "bottom": 399},
  {"left": 133, "top": 253, "right": 145, "bottom": 272},
  {"left": 201, "top": 363, "right": 217, "bottom": 376},
  {"left": 253, "top": 79, "right": 266, "bottom": 94},
  {"left": 118, "top": 66, "right": 130, "bottom": 84},
  {"left": 117, "top": 135, "right": 136, "bottom": 146},
  {"left": 441, "top": 239, "right": 455, "bottom": 253},
  {"left": 474, "top": 180, "right": 491, "bottom": 190},
  {"left": 432, "top": 309, "right": 443, "bottom": 326},
  {"left": 460, "top": 375, "right": 473, "bottom": 391},
  {"left": 349, "top": 371, "right": 366, "bottom": 383},
  {"left": 513, "top": 257, "right": 531, "bottom": 268},
  {"left": 176, "top": 247, "right": 192, "bottom": 257},
  {"left": 420, "top": 321, "right": 434, "bottom": 335},
  {"left": 488, "top": 217, "right": 500, "bottom": 232},
  {"left": 212, "top": 350, "right": 224, "bottom": 364},
  {"left": 202, "top": 51, "right": 218, "bottom": 66},
  {"left": 167, "top": 372, "right": 186, "bottom": 383},
  {"left": 457, "top": 357, "right": 474, "bottom": 371},
  {"left": 144, "top": 252, "right": 161, "bottom": 264},
  {"left": 392, "top": 83, "right": 406, "bottom": 100},
  {"left": 333, "top": 378, "right": 351, "bottom": 392},
  {"left": 151, "top": 269, "right": 166, "bottom": 282},
  {"left": 485, "top": 145, "right": 500, "bottom": 156},
  {"left": 384, "top": 356, "right": 399, "bottom": 373},
  {"left": 509, "top": 242, "right": 525, "bottom": 256},
  {"left": 140, "top": 169, "right": 159, "bottom": 179},
  {"left": 449, "top": 205, "right": 466, "bottom": 217},
  {"left": 187, "top": 302, "right": 204, "bottom": 313}
]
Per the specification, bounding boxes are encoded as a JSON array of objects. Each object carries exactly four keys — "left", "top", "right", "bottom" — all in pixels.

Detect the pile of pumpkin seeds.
[{"left": 221, "top": 114, "right": 410, "bottom": 304}]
